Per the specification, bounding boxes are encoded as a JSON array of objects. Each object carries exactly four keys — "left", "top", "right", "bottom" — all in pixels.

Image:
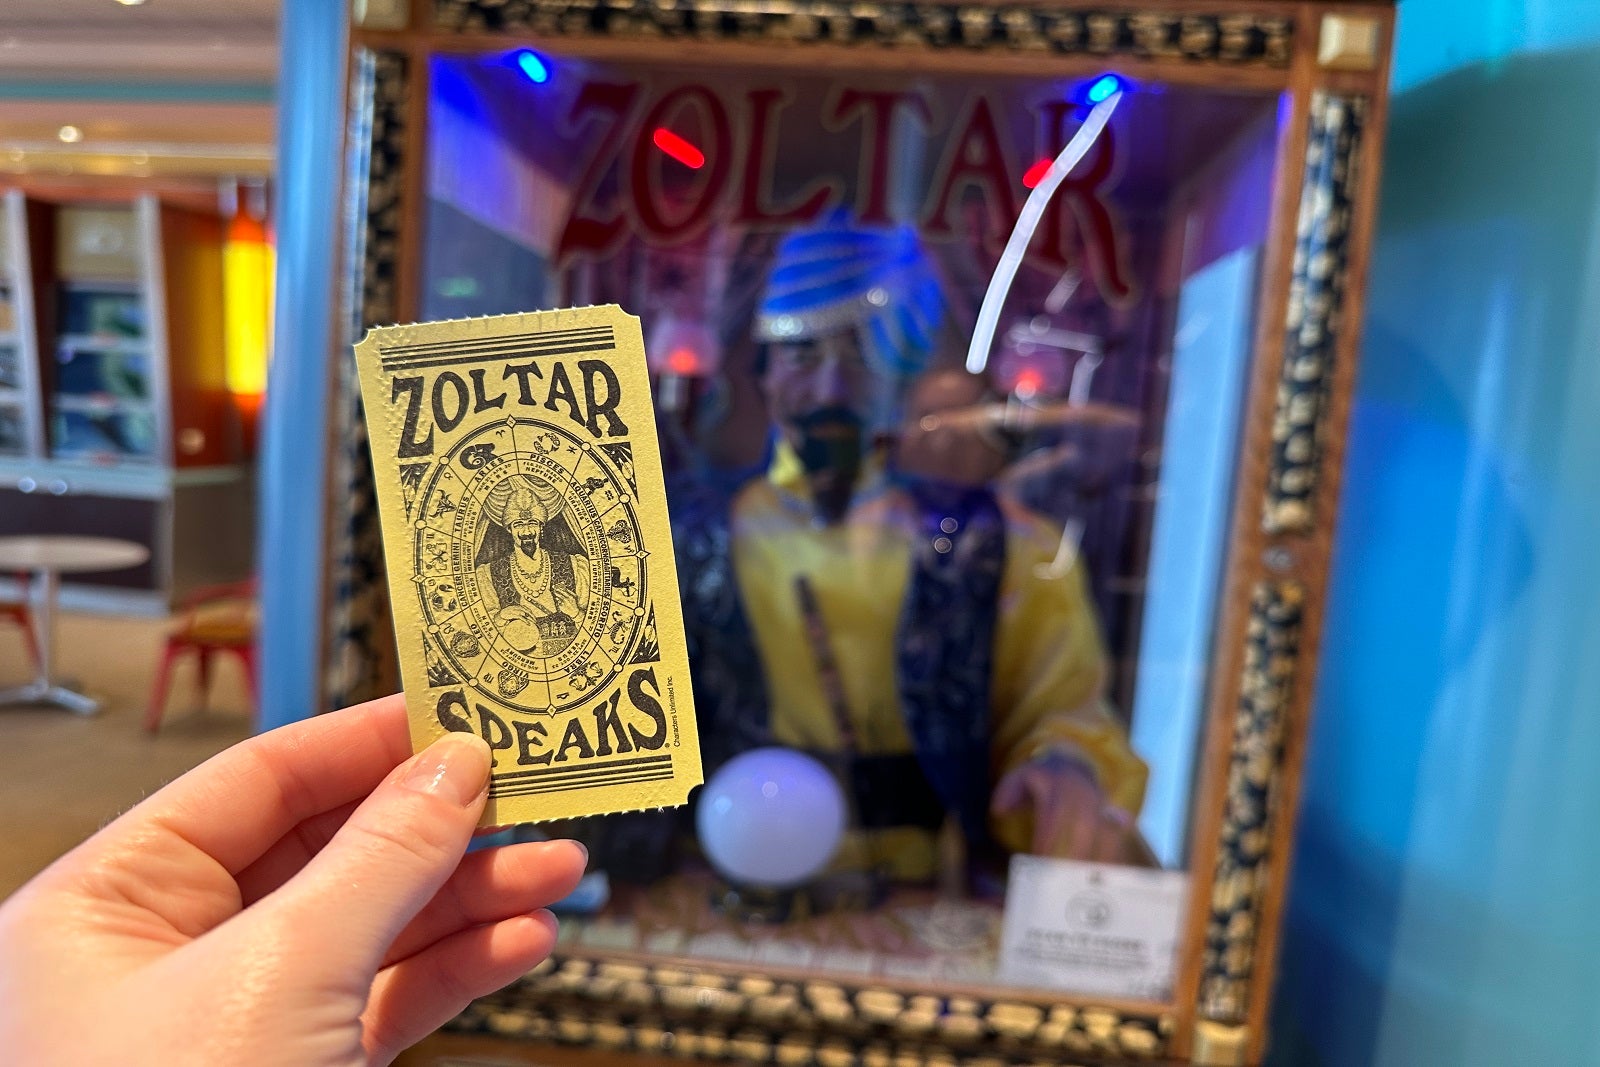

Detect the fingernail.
[
  {"left": 531, "top": 908, "right": 560, "bottom": 939},
  {"left": 569, "top": 839, "right": 589, "bottom": 865},
  {"left": 403, "top": 732, "right": 492, "bottom": 806}
]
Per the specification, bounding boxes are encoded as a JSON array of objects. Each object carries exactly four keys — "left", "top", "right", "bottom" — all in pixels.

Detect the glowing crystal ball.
[{"left": 695, "top": 747, "right": 847, "bottom": 889}]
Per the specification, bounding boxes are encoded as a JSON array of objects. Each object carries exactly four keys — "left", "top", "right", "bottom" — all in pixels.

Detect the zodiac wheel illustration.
[{"left": 412, "top": 417, "right": 648, "bottom": 714}]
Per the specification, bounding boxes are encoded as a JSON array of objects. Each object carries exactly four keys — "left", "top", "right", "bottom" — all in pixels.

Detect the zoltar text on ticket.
[{"left": 355, "top": 306, "right": 701, "bottom": 826}]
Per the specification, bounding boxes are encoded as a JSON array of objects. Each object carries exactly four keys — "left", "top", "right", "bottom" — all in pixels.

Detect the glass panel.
[
  {"left": 50, "top": 406, "right": 157, "bottom": 462},
  {"left": 47, "top": 286, "right": 154, "bottom": 462},
  {"left": 424, "top": 52, "right": 1281, "bottom": 998},
  {"left": 0, "top": 404, "right": 24, "bottom": 456},
  {"left": 60, "top": 286, "right": 145, "bottom": 340},
  {"left": 0, "top": 345, "right": 19, "bottom": 392},
  {"left": 54, "top": 345, "right": 151, "bottom": 400}
]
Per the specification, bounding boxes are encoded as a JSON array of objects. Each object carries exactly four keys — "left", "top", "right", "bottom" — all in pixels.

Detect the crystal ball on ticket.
[{"left": 695, "top": 747, "right": 846, "bottom": 889}]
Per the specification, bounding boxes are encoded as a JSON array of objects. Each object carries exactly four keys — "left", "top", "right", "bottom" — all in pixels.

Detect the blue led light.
[
  {"left": 1087, "top": 74, "right": 1124, "bottom": 103},
  {"left": 514, "top": 49, "right": 550, "bottom": 84}
]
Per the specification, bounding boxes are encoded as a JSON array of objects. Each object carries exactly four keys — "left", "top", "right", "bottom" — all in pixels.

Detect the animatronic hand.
[
  {"left": 991, "top": 748, "right": 1135, "bottom": 862},
  {"left": 0, "top": 694, "right": 587, "bottom": 1066}
]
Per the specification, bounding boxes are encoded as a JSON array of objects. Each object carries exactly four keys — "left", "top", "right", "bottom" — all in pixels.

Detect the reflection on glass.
[
  {"left": 1132, "top": 247, "right": 1260, "bottom": 868},
  {"left": 424, "top": 51, "right": 1279, "bottom": 995}
]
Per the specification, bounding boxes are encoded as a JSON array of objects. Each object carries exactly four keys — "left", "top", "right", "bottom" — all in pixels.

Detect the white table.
[{"left": 0, "top": 536, "right": 150, "bottom": 714}]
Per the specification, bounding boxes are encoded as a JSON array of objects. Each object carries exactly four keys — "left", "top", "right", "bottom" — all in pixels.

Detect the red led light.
[
  {"left": 1022, "top": 158, "right": 1053, "bottom": 189},
  {"left": 666, "top": 347, "right": 703, "bottom": 375},
  {"left": 652, "top": 128, "right": 705, "bottom": 170}
]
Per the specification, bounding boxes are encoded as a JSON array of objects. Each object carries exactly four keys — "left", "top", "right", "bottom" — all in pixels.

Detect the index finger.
[{"left": 95, "top": 693, "right": 418, "bottom": 876}]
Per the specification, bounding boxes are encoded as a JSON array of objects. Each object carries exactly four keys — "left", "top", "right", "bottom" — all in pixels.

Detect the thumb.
[{"left": 266, "top": 731, "right": 492, "bottom": 980}]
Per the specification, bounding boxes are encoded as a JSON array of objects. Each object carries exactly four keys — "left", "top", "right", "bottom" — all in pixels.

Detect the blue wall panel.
[{"left": 1272, "top": 7, "right": 1600, "bottom": 1063}]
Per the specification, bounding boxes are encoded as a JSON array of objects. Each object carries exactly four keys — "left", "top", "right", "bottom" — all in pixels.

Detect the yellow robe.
[{"left": 729, "top": 445, "right": 1148, "bottom": 879}]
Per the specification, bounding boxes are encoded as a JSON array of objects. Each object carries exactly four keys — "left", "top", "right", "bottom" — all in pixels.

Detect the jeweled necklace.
[{"left": 509, "top": 551, "right": 552, "bottom": 604}]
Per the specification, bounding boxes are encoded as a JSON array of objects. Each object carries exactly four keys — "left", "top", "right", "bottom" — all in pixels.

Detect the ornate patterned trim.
[
  {"left": 351, "top": 50, "right": 406, "bottom": 342},
  {"left": 1197, "top": 581, "right": 1304, "bottom": 1024},
  {"left": 433, "top": 0, "right": 1292, "bottom": 66},
  {"left": 448, "top": 953, "right": 1176, "bottom": 1062},
  {"left": 323, "top": 48, "right": 409, "bottom": 711},
  {"left": 1262, "top": 92, "right": 1368, "bottom": 535}
]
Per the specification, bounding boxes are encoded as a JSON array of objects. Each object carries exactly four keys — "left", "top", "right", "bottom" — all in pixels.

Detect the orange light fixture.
[{"left": 223, "top": 213, "right": 273, "bottom": 423}]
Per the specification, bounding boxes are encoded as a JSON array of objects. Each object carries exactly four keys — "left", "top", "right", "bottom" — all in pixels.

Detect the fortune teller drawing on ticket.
[
  {"left": 473, "top": 474, "right": 592, "bottom": 658},
  {"left": 672, "top": 215, "right": 1150, "bottom": 886}
]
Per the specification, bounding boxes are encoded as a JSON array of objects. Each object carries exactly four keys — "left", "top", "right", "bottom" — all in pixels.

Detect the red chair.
[
  {"left": 1, "top": 571, "right": 39, "bottom": 676},
  {"left": 146, "top": 579, "right": 259, "bottom": 733}
]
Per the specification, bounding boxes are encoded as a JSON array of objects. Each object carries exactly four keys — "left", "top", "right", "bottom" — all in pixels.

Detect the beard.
[
  {"left": 516, "top": 536, "right": 541, "bottom": 561},
  {"left": 792, "top": 406, "right": 864, "bottom": 525}
]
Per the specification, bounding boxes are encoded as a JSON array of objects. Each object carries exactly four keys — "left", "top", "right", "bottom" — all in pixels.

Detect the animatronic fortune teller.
[{"left": 674, "top": 217, "right": 1148, "bottom": 883}]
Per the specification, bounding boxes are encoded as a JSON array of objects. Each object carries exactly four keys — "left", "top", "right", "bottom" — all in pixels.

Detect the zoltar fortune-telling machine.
[{"left": 320, "top": 2, "right": 1396, "bottom": 1064}]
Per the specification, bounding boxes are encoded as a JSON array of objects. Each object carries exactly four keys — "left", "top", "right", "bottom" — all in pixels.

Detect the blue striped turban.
[{"left": 754, "top": 216, "right": 946, "bottom": 379}]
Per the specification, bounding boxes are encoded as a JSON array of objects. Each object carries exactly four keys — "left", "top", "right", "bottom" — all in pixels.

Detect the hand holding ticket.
[{"left": 354, "top": 306, "right": 701, "bottom": 826}]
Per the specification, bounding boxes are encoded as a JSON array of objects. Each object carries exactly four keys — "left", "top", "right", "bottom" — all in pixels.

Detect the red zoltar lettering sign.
[{"left": 555, "top": 82, "right": 1136, "bottom": 303}]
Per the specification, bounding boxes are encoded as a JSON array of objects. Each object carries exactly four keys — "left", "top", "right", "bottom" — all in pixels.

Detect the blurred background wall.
[{"left": 1270, "top": 1, "right": 1600, "bottom": 1064}]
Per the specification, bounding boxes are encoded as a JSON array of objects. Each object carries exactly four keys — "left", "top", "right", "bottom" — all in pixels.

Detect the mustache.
[
  {"left": 793, "top": 407, "right": 863, "bottom": 472},
  {"left": 794, "top": 406, "right": 862, "bottom": 433},
  {"left": 793, "top": 407, "right": 864, "bottom": 524}
]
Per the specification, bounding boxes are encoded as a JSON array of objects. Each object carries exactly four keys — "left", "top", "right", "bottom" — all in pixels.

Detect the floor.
[{"left": 0, "top": 611, "right": 252, "bottom": 899}]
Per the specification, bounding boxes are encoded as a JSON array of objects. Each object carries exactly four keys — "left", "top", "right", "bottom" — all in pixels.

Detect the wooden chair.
[
  {"left": 145, "top": 579, "right": 258, "bottom": 733},
  {"left": 1, "top": 571, "right": 39, "bottom": 676}
]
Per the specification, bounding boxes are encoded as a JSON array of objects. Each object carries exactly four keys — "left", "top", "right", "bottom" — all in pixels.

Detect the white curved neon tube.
[{"left": 965, "top": 91, "right": 1122, "bottom": 374}]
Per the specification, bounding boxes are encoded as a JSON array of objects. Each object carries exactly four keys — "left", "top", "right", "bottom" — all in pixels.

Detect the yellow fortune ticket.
[{"left": 354, "top": 306, "right": 701, "bottom": 826}]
